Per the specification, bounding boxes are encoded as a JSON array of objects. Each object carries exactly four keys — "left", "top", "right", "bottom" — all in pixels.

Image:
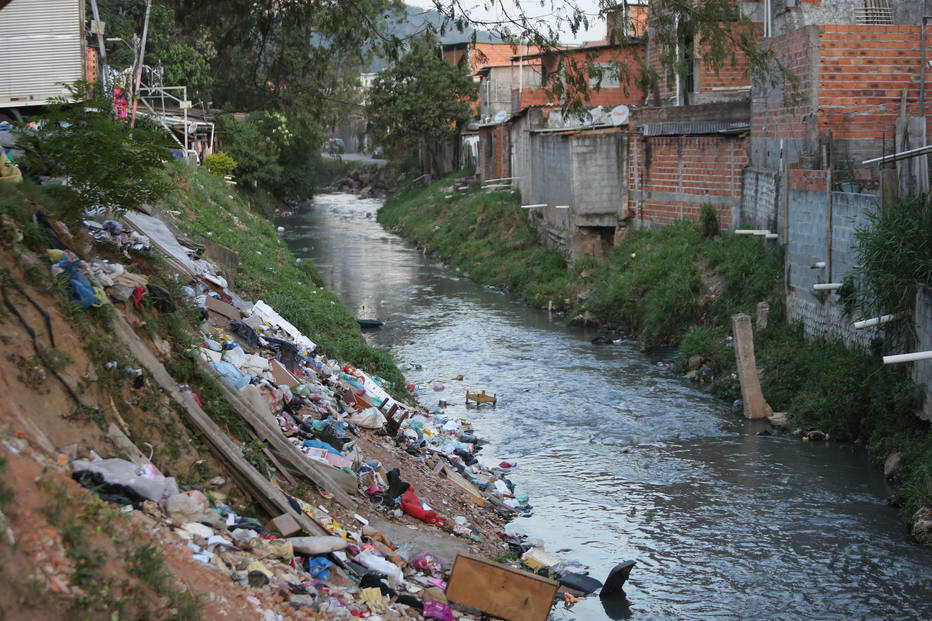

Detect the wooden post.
[
  {"left": 732, "top": 313, "right": 773, "bottom": 419},
  {"left": 756, "top": 302, "right": 770, "bottom": 330}
]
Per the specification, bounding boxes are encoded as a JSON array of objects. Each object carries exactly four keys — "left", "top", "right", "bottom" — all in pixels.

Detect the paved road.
[{"left": 321, "top": 151, "right": 388, "bottom": 165}]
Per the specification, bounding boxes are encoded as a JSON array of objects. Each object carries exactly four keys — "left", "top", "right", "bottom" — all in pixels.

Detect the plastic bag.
[{"left": 409, "top": 552, "right": 445, "bottom": 576}]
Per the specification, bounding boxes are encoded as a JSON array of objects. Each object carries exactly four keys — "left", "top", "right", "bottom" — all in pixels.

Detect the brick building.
[{"left": 626, "top": 1, "right": 760, "bottom": 230}]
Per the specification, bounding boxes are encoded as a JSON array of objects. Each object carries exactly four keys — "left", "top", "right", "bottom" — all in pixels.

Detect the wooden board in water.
[{"left": 445, "top": 553, "right": 558, "bottom": 621}]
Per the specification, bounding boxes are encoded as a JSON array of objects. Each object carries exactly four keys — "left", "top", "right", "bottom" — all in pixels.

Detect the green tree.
[
  {"left": 366, "top": 43, "right": 477, "bottom": 175},
  {"left": 93, "top": 2, "right": 215, "bottom": 102},
  {"left": 16, "top": 84, "right": 172, "bottom": 217}
]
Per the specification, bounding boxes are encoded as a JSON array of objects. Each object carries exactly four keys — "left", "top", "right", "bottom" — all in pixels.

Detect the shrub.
[
  {"left": 700, "top": 202, "right": 720, "bottom": 238},
  {"left": 204, "top": 151, "right": 237, "bottom": 177},
  {"left": 854, "top": 193, "right": 932, "bottom": 349}
]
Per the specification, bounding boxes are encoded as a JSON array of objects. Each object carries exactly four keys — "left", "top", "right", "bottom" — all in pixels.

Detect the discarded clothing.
[{"left": 229, "top": 320, "right": 261, "bottom": 348}]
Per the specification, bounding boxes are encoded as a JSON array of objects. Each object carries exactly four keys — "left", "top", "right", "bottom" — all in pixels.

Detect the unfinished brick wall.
[
  {"left": 628, "top": 133, "right": 748, "bottom": 229},
  {"left": 520, "top": 45, "right": 645, "bottom": 109},
  {"left": 754, "top": 24, "right": 931, "bottom": 172},
  {"left": 818, "top": 25, "right": 927, "bottom": 164},
  {"left": 645, "top": 2, "right": 759, "bottom": 105},
  {"left": 477, "top": 124, "right": 510, "bottom": 182},
  {"left": 695, "top": 22, "right": 757, "bottom": 100}
]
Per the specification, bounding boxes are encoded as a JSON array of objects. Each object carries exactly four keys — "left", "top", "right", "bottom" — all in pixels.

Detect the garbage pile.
[
  {"left": 69, "top": 454, "right": 463, "bottom": 618},
  {"left": 11, "top": 204, "right": 636, "bottom": 619}
]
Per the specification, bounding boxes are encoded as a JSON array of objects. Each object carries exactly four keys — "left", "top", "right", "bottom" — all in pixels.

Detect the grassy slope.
[
  {"left": 161, "top": 160, "right": 406, "bottom": 397},
  {"left": 380, "top": 174, "right": 932, "bottom": 524}
]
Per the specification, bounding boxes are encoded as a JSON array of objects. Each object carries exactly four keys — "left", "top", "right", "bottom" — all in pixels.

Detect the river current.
[{"left": 278, "top": 193, "right": 932, "bottom": 620}]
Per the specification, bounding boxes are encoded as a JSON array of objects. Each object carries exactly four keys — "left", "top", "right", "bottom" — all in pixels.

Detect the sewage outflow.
[{"left": 278, "top": 193, "right": 932, "bottom": 620}]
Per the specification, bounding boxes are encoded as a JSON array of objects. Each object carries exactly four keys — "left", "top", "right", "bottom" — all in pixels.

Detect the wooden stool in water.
[{"left": 465, "top": 390, "right": 497, "bottom": 406}]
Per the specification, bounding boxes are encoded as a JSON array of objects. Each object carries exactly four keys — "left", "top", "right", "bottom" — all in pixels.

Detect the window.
[{"left": 589, "top": 62, "right": 621, "bottom": 90}]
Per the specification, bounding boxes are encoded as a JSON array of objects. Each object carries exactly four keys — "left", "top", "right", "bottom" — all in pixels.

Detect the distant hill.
[{"left": 364, "top": 4, "right": 502, "bottom": 71}]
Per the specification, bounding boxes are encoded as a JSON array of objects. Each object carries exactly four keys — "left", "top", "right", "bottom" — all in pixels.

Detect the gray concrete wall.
[
  {"left": 769, "top": 0, "right": 929, "bottom": 35},
  {"left": 523, "top": 128, "right": 630, "bottom": 259},
  {"left": 528, "top": 133, "right": 573, "bottom": 255},
  {"left": 529, "top": 133, "right": 572, "bottom": 206},
  {"left": 787, "top": 188, "right": 878, "bottom": 346},
  {"left": 480, "top": 66, "right": 542, "bottom": 119},
  {"left": 915, "top": 286, "right": 932, "bottom": 422},
  {"left": 739, "top": 167, "right": 781, "bottom": 233},
  {"left": 510, "top": 110, "right": 545, "bottom": 202},
  {"left": 570, "top": 131, "right": 626, "bottom": 227}
]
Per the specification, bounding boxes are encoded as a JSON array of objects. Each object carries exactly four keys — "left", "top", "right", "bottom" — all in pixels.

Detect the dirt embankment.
[{"left": 0, "top": 205, "right": 540, "bottom": 620}]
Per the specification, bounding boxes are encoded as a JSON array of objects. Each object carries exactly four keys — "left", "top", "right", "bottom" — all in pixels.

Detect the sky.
[{"left": 404, "top": 0, "right": 609, "bottom": 44}]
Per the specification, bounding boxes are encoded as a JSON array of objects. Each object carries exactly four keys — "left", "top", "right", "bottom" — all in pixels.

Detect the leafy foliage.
[
  {"left": 366, "top": 42, "right": 477, "bottom": 173},
  {"left": 853, "top": 193, "right": 932, "bottom": 349},
  {"left": 15, "top": 84, "right": 172, "bottom": 217},
  {"left": 167, "top": 0, "right": 403, "bottom": 113},
  {"left": 94, "top": 1, "right": 216, "bottom": 101},
  {"left": 203, "top": 151, "right": 237, "bottom": 177},
  {"left": 217, "top": 112, "right": 323, "bottom": 200}
]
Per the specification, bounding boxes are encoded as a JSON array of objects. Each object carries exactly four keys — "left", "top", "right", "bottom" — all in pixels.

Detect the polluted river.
[{"left": 278, "top": 193, "right": 932, "bottom": 620}]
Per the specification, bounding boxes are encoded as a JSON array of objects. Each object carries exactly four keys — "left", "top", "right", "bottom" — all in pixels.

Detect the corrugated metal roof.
[{"left": 641, "top": 121, "right": 749, "bottom": 137}]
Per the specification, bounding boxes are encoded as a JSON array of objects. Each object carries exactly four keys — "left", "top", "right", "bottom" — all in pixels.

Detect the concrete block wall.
[
  {"left": 786, "top": 182, "right": 878, "bottom": 346},
  {"left": 527, "top": 133, "right": 573, "bottom": 254},
  {"left": 739, "top": 167, "right": 780, "bottom": 232},
  {"left": 772, "top": 0, "right": 931, "bottom": 36},
  {"left": 570, "top": 131, "right": 626, "bottom": 226},
  {"left": 915, "top": 286, "right": 932, "bottom": 422},
  {"left": 628, "top": 133, "right": 747, "bottom": 229}
]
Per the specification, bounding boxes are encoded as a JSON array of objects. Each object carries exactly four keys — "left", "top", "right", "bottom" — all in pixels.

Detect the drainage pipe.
[
  {"left": 883, "top": 350, "right": 932, "bottom": 364},
  {"left": 853, "top": 314, "right": 898, "bottom": 329}
]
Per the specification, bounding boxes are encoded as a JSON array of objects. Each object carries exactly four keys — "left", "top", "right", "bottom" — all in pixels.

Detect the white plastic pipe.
[
  {"left": 554, "top": 205, "right": 569, "bottom": 209},
  {"left": 883, "top": 350, "right": 932, "bottom": 364},
  {"left": 520, "top": 204, "right": 546, "bottom": 209},
  {"left": 810, "top": 261, "right": 826, "bottom": 269},
  {"left": 853, "top": 314, "right": 897, "bottom": 329},
  {"left": 735, "top": 229, "right": 772, "bottom": 235},
  {"left": 765, "top": 233, "right": 779, "bottom": 239},
  {"left": 812, "top": 283, "right": 843, "bottom": 290}
]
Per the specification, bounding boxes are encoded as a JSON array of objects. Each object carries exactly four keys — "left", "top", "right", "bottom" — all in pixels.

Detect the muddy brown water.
[{"left": 278, "top": 193, "right": 932, "bottom": 620}]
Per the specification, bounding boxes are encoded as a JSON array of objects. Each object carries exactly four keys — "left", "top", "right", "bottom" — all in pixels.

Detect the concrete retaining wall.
[{"left": 787, "top": 188, "right": 877, "bottom": 345}]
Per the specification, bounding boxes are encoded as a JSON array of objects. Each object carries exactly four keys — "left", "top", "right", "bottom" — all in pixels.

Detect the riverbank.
[
  {"left": 379, "top": 173, "right": 932, "bottom": 539},
  {"left": 0, "top": 163, "right": 581, "bottom": 619}
]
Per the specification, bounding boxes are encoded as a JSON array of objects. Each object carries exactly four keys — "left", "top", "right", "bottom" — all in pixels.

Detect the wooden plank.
[
  {"left": 205, "top": 296, "right": 240, "bottom": 327},
  {"left": 110, "top": 312, "right": 330, "bottom": 536},
  {"left": 446, "top": 553, "right": 559, "bottom": 621},
  {"left": 269, "top": 358, "right": 301, "bottom": 389},
  {"left": 442, "top": 465, "right": 485, "bottom": 506}
]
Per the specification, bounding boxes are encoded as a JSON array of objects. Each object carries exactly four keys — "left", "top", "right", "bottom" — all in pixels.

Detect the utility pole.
[{"left": 129, "top": 0, "right": 152, "bottom": 130}]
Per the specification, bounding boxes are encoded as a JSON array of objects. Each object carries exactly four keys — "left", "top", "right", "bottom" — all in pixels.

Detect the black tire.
[{"left": 0, "top": 108, "right": 23, "bottom": 124}]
